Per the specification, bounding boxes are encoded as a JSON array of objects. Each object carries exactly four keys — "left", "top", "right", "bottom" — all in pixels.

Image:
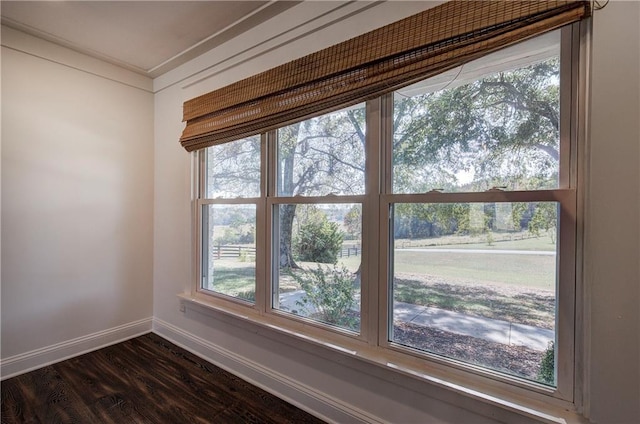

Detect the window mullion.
[
  {"left": 377, "top": 93, "right": 394, "bottom": 349},
  {"left": 556, "top": 22, "right": 583, "bottom": 402},
  {"left": 559, "top": 25, "right": 573, "bottom": 189},
  {"left": 198, "top": 149, "right": 207, "bottom": 199},
  {"left": 264, "top": 130, "right": 277, "bottom": 314},
  {"left": 555, "top": 188, "right": 577, "bottom": 400},
  {"left": 362, "top": 97, "right": 382, "bottom": 345},
  {"left": 195, "top": 150, "right": 207, "bottom": 297},
  {"left": 254, "top": 133, "right": 269, "bottom": 314}
]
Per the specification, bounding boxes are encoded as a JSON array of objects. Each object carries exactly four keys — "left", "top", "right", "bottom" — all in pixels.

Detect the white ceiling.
[{"left": 0, "top": 1, "right": 299, "bottom": 78}]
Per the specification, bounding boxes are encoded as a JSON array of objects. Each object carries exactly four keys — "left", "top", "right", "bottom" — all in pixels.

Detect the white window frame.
[
  {"left": 377, "top": 25, "right": 579, "bottom": 399},
  {"left": 187, "top": 23, "right": 586, "bottom": 411}
]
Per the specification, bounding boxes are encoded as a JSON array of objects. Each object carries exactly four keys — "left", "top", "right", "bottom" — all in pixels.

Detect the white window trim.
[{"left": 183, "top": 22, "right": 589, "bottom": 420}]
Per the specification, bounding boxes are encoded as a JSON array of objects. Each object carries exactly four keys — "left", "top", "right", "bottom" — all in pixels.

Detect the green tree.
[
  {"left": 277, "top": 108, "right": 366, "bottom": 268},
  {"left": 391, "top": 58, "right": 560, "bottom": 232},
  {"left": 212, "top": 58, "right": 561, "bottom": 261},
  {"left": 528, "top": 202, "right": 558, "bottom": 243},
  {"left": 394, "top": 203, "right": 473, "bottom": 239},
  {"left": 214, "top": 224, "right": 255, "bottom": 245},
  {"left": 511, "top": 202, "right": 529, "bottom": 231},
  {"left": 207, "top": 136, "right": 261, "bottom": 197},
  {"left": 393, "top": 58, "right": 560, "bottom": 194},
  {"left": 343, "top": 205, "right": 362, "bottom": 240}
]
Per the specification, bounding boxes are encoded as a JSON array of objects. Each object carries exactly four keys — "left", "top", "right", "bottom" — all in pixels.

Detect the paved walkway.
[
  {"left": 393, "top": 301, "right": 553, "bottom": 351},
  {"left": 278, "top": 291, "right": 553, "bottom": 351}
]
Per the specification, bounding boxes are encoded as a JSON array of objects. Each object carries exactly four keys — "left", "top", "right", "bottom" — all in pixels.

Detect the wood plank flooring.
[{"left": 1, "top": 333, "right": 326, "bottom": 424}]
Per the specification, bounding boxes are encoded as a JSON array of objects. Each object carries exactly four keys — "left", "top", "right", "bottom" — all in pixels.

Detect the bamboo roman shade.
[{"left": 180, "top": 0, "right": 590, "bottom": 152}]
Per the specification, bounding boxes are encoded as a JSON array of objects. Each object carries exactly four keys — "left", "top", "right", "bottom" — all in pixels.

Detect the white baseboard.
[
  {"left": 0, "top": 317, "right": 153, "bottom": 380},
  {"left": 152, "top": 318, "right": 383, "bottom": 424}
]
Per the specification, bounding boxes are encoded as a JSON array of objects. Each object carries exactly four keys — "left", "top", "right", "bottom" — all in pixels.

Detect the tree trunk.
[
  {"left": 278, "top": 122, "right": 302, "bottom": 269},
  {"left": 279, "top": 204, "right": 298, "bottom": 269}
]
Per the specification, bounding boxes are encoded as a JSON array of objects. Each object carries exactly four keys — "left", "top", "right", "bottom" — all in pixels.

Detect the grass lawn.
[
  {"left": 206, "top": 260, "right": 256, "bottom": 301},
  {"left": 393, "top": 250, "right": 556, "bottom": 290},
  {"left": 205, "top": 238, "right": 556, "bottom": 329},
  {"left": 206, "top": 258, "right": 362, "bottom": 297},
  {"left": 391, "top": 234, "right": 556, "bottom": 328}
]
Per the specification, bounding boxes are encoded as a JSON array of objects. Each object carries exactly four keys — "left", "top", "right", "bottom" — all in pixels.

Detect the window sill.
[{"left": 178, "top": 292, "right": 584, "bottom": 424}]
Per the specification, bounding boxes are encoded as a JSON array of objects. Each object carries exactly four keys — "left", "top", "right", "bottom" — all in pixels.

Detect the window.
[
  {"left": 200, "top": 135, "right": 261, "bottom": 302},
  {"left": 383, "top": 30, "right": 576, "bottom": 390},
  {"left": 271, "top": 104, "right": 365, "bottom": 332},
  {"left": 194, "top": 27, "right": 581, "bottom": 403}
]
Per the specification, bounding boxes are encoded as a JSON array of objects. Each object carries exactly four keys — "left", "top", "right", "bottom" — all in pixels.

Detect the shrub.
[
  {"left": 237, "top": 289, "right": 255, "bottom": 302},
  {"left": 538, "top": 341, "right": 555, "bottom": 385},
  {"left": 290, "top": 264, "right": 358, "bottom": 330},
  {"left": 293, "top": 209, "right": 344, "bottom": 264}
]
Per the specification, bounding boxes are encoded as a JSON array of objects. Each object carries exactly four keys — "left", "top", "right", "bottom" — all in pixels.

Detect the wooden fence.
[
  {"left": 212, "top": 245, "right": 256, "bottom": 259},
  {"left": 212, "top": 244, "right": 360, "bottom": 259},
  {"left": 338, "top": 245, "right": 360, "bottom": 258}
]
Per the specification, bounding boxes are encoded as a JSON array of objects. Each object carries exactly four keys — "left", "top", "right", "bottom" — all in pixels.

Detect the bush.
[
  {"left": 237, "top": 289, "right": 255, "bottom": 302},
  {"left": 293, "top": 209, "right": 343, "bottom": 264},
  {"left": 538, "top": 341, "right": 555, "bottom": 385},
  {"left": 290, "top": 264, "right": 358, "bottom": 330}
]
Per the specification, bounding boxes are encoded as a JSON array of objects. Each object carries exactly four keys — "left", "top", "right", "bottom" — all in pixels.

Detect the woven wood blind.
[{"left": 180, "top": 0, "right": 590, "bottom": 152}]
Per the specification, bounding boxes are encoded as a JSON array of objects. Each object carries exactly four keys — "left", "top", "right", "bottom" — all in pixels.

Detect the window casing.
[{"left": 192, "top": 25, "right": 583, "bottom": 406}]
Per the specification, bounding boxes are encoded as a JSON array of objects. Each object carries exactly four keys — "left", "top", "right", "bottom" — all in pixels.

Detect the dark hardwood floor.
[{"left": 1, "top": 333, "right": 326, "bottom": 423}]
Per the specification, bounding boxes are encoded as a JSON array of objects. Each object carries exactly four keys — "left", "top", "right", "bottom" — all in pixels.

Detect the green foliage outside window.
[
  {"left": 538, "top": 341, "right": 555, "bottom": 385},
  {"left": 343, "top": 205, "right": 362, "bottom": 240},
  {"left": 293, "top": 206, "right": 344, "bottom": 264},
  {"left": 290, "top": 264, "right": 359, "bottom": 331}
]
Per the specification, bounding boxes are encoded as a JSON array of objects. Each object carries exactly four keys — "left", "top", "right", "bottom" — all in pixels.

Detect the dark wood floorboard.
[{"left": 1, "top": 333, "right": 326, "bottom": 424}]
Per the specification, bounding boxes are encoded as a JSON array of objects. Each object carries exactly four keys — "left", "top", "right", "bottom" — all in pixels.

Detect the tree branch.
[
  {"left": 533, "top": 143, "right": 559, "bottom": 161},
  {"left": 346, "top": 110, "right": 366, "bottom": 147}
]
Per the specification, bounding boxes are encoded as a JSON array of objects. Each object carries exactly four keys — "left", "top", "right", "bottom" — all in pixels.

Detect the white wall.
[
  {"left": 153, "top": 1, "right": 639, "bottom": 423},
  {"left": 1, "top": 27, "right": 155, "bottom": 373},
  {"left": 586, "top": 1, "right": 640, "bottom": 422}
]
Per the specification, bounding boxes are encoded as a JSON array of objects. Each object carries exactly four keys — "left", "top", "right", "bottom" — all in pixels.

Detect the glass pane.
[
  {"left": 202, "top": 204, "right": 256, "bottom": 302},
  {"left": 273, "top": 203, "right": 361, "bottom": 333},
  {"left": 390, "top": 202, "right": 558, "bottom": 386},
  {"left": 392, "top": 33, "right": 561, "bottom": 194},
  {"left": 277, "top": 103, "right": 365, "bottom": 197},
  {"left": 206, "top": 135, "right": 261, "bottom": 198}
]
